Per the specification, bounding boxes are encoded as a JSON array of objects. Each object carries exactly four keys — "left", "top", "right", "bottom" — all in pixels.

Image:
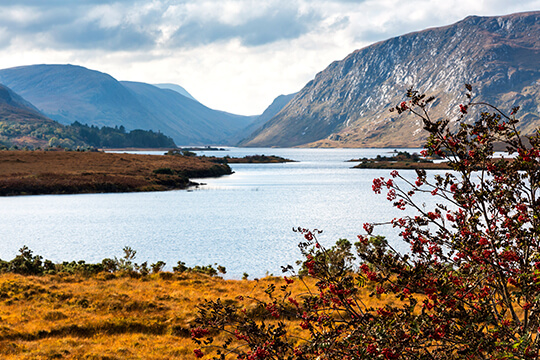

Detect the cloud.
[
  {"left": 0, "top": 0, "right": 540, "bottom": 114},
  {"left": 0, "top": 2, "right": 164, "bottom": 51},
  {"left": 169, "top": 5, "right": 321, "bottom": 47},
  {"left": 51, "top": 21, "right": 157, "bottom": 51},
  {"left": 0, "top": 1, "right": 325, "bottom": 52},
  {"left": 3, "top": 0, "right": 539, "bottom": 53}
]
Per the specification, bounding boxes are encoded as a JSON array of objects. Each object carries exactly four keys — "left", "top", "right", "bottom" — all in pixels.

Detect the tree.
[{"left": 192, "top": 85, "right": 540, "bottom": 359}]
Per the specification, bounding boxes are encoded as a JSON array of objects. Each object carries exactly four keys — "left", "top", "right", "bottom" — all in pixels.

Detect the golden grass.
[
  {"left": 0, "top": 272, "right": 397, "bottom": 359},
  {"left": 0, "top": 273, "right": 290, "bottom": 359}
]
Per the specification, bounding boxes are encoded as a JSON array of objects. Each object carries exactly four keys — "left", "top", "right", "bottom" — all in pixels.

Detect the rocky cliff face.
[{"left": 242, "top": 11, "right": 540, "bottom": 148}]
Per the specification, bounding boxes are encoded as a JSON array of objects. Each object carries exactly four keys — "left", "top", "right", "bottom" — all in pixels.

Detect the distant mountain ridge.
[
  {"left": 0, "top": 64, "right": 159, "bottom": 129},
  {"left": 121, "top": 80, "right": 257, "bottom": 144},
  {"left": 242, "top": 11, "right": 540, "bottom": 148},
  {"left": 0, "top": 64, "right": 258, "bottom": 145},
  {"left": 235, "top": 93, "right": 296, "bottom": 145},
  {"left": 154, "top": 83, "right": 198, "bottom": 102}
]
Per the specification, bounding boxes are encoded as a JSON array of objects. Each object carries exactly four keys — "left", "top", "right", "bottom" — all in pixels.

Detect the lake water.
[{"left": 0, "top": 147, "right": 440, "bottom": 279}]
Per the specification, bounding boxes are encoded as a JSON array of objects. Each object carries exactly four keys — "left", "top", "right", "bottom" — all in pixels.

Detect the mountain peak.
[
  {"left": 242, "top": 11, "right": 540, "bottom": 148},
  {"left": 153, "top": 83, "right": 198, "bottom": 102}
]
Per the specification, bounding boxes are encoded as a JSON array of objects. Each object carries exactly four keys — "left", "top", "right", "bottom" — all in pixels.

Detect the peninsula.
[{"left": 0, "top": 150, "right": 232, "bottom": 196}]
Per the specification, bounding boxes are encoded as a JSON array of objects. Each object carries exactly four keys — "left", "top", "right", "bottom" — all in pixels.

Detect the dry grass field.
[
  {"left": 0, "top": 151, "right": 231, "bottom": 195},
  {"left": 0, "top": 273, "right": 312, "bottom": 359},
  {"left": 0, "top": 271, "right": 396, "bottom": 360}
]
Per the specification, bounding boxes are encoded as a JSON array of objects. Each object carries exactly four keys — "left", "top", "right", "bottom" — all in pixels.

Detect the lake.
[{"left": 0, "top": 147, "right": 441, "bottom": 279}]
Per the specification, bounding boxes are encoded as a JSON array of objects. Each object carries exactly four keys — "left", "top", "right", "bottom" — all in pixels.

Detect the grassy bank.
[
  {"left": 0, "top": 272, "right": 307, "bottom": 359},
  {"left": 0, "top": 246, "right": 403, "bottom": 359},
  {"left": 0, "top": 271, "right": 400, "bottom": 360},
  {"left": 0, "top": 150, "right": 232, "bottom": 196},
  {"left": 204, "top": 154, "right": 295, "bottom": 164},
  {"left": 351, "top": 160, "right": 450, "bottom": 169}
]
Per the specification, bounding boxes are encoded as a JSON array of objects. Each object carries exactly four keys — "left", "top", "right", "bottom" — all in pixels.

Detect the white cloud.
[{"left": 0, "top": 0, "right": 539, "bottom": 114}]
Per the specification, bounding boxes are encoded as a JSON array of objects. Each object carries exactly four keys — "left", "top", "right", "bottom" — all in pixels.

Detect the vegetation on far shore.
[
  {"left": 70, "top": 122, "right": 176, "bottom": 149},
  {"left": 0, "top": 119, "right": 177, "bottom": 150},
  {"left": 166, "top": 149, "right": 295, "bottom": 163},
  {"left": 206, "top": 154, "right": 295, "bottom": 164},
  {"left": 178, "top": 146, "right": 227, "bottom": 151}
]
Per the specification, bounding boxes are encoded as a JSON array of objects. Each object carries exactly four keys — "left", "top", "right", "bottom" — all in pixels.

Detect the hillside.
[
  {"left": 0, "top": 65, "right": 257, "bottom": 146},
  {"left": 0, "top": 83, "right": 85, "bottom": 148},
  {"left": 0, "top": 65, "right": 157, "bottom": 130},
  {"left": 0, "top": 82, "right": 178, "bottom": 149},
  {"left": 234, "top": 93, "right": 296, "bottom": 144},
  {"left": 242, "top": 11, "right": 540, "bottom": 148}
]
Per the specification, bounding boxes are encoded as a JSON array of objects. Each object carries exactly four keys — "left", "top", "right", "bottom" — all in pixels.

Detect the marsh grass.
[{"left": 0, "top": 151, "right": 232, "bottom": 195}]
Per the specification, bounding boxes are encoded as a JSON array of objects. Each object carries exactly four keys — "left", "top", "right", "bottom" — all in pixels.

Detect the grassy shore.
[
  {"left": 0, "top": 150, "right": 232, "bottom": 196},
  {"left": 202, "top": 154, "right": 295, "bottom": 164}
]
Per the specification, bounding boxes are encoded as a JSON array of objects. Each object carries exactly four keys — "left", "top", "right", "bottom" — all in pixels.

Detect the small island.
[
  {"left": 350, "top": 151, "right": 450, "bottom": 170},
  {"left": 0, "top": 150, "right": 232, "bottom": 196},
  {"left": 166, "top": 150, "right": 295, "bottom": 164},
  {"left": 177, "top": 146, "right": 227, "bottom": 151},
  {"left": 208, "top": 154, "right": 296, "bottom": 164}
]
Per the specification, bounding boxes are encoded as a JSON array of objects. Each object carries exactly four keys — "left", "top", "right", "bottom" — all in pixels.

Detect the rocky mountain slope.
[
  {"left": 242, "top": 11, "right": 540, "bottom": 148},
  {"left": 0, "top": 65, "right": 256, "bottom": 145}
]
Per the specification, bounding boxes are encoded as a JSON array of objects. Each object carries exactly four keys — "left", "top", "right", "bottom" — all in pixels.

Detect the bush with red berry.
[{"left": 192, "top": 85, "right": 540, "bottom": 359}]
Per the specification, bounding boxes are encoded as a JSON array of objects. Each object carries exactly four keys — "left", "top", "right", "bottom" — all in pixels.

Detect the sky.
[{"left": 0, "top": 1, "right": 539, "bottom": 115}]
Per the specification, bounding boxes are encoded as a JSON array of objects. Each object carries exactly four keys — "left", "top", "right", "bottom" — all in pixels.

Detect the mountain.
[
  {"left": 0, "top": 64, "right": 257, "bottom": 145},
  {"left": 153, "top": 83, "right": 198, "bottom": 102},
  {"left": 120, "top": 81, "right": 256, "bottom": 144},
  {"left": 0, "top": 65, "right": 158, "bottom": 130},
  {"left": 242, "top": 11, "right": 540, "bottom": 148},
  {"left": 235, "top": 93, "right": 296, "bottom": 145}
]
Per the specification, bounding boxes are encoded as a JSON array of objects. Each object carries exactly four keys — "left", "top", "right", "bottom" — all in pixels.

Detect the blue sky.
[{"left": 0, "top": 0, "right": 539, "bottom": 115}]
